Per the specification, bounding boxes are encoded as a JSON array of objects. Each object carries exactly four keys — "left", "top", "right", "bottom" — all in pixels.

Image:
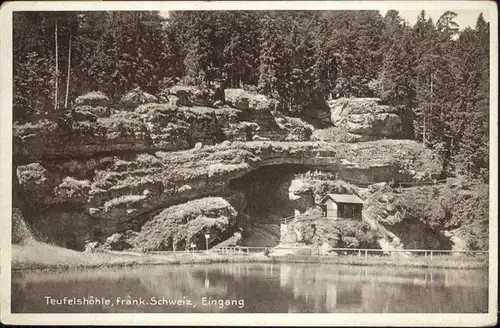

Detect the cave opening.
[
  {"left": 228, "top": 164, "right": 315, "bottom": 222},
  {"left": 228, "top": 164, "right": 319, "bottom": 247}
]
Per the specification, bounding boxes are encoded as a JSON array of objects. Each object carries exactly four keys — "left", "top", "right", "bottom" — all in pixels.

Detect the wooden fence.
[
  {"left": 210, "top": 246, "right": 488, "bottom": 259},
  {"left": 341, "top": 177, "right": 448, "bottom": 188}
]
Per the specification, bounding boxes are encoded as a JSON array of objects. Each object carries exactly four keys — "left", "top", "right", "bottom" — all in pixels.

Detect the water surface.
[{"left": 12, "top": 263, "right": 488, "bottom": 313}]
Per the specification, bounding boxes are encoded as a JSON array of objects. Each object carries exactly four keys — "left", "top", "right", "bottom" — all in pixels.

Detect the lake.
[{"left": 11, "top": 262, "right": 488, "bottom": 313}]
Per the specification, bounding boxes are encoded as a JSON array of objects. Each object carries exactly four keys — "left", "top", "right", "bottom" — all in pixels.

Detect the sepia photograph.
[{"left": 0, "top": 1, "right": 497, "bottom": 326}]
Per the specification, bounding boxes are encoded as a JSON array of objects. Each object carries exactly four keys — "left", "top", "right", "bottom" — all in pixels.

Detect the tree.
[{"left": 54, "top": 16, "right": 59, "bottom": 111}]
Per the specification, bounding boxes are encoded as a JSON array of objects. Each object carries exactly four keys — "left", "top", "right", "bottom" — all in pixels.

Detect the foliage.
[
  {"left": 394, "top": 182, "right": 489, "bottom": 250},
  {"left": 292, "top": 209, "right": 382, "bottom": 249},
  {"left": 13, "top": 10, "right": 490, "bottom": 178}
]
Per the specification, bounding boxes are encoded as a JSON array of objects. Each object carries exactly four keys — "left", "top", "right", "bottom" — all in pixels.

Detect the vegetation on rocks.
[
  {"left": 74, "top": 91, "right": 109, "bottom": 107},
  {"left": 10, "top": 9, "right": 490, "bottom": 265},
  {"left": 281, "top": 208, "right": 382, "bottom": 250},
  {"left": 286, "top": 170, "right": 489, "bottom": 251},
  {"left": 120, "top": 88, "right": 158, "bottom": 108},
  {"left": 131, "top": 196, "right": 241, "bottom": 251},
  {"left": 13, "top": 10, "right": 489, "bottom": 179},
  {"left": 392, "top": 182, "right": 489, "bottom": 250}
]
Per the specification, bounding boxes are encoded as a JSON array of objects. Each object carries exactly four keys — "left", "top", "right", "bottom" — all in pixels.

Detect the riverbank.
[
  {"left": 270, "top": 254, "right": 488, "bottom": 269},
  {"left": 10, "top": 242, "right": 487, "bottom": 271},
  {"left": 11, "top": 242, "right": 271, "bottom": 271}
]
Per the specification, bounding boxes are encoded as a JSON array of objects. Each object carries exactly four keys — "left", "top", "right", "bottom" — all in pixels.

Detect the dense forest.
[{"left": 13, "top": 10, "right": 490, "bottom": 180}]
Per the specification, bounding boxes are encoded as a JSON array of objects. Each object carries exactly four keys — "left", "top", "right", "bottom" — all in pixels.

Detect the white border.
[{"left": 0, "top": 1, "right": 497, "bottom": 326}]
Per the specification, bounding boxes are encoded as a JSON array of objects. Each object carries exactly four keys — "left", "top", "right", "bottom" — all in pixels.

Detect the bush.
[{"left": 393, "top": 182, "right": 489, "bottom": 250}]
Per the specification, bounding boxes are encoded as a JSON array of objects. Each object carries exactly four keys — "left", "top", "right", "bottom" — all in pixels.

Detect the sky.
[{"left": 159, "top": 9, "right": 489, "bottom": 31}]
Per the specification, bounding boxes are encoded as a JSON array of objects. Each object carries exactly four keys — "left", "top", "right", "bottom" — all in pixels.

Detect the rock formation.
[
  {"left": 311, "top": 97, "right": 403, "bottom": 143},
  {"left": 12, "top": 87, "right": 446, "bottom": 252}
]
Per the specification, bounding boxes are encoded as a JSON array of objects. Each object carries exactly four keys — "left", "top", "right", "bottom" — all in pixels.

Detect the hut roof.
[{"left": 320, "top": 193, "right": 365, "bottom": 204}]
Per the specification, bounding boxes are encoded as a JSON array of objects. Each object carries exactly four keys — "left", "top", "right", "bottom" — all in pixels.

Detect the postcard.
[{"left": 0, "top": 1, "right": 497, "bottom": 326}]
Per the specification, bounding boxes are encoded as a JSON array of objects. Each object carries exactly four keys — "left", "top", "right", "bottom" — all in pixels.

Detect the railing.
[
  {"left": 341, "top": 177, "right": 448, "bottom": 188},
  {"left": 148, "top": 250, "right": 210, "bottom": 254},
  {"left": 147, "top": 247, "right": 271, "bottom": 255},
  {"left": 143, "top": 247, "right": 487, "bottom": 260},
  {"left": 212, "top": 246, "right": 271, "bottom": 254},
  {"left": 279, "top": 215, "right": 295, "bottom": 225},
  {"left": 275, "top": 247, "right": 488, "bottom": 259}
]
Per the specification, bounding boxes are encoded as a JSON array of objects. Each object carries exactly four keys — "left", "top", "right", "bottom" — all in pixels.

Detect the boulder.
[
  {"left": 71, "top": 109, "right": 99, "bottom": 122},
  {"left": 74, "top": 91, "right": 109, "bottom": 107},
  {"left": 167, "top": 95, "right": 180, "bottom": 107},
  {"left": 12, "top": 207, "right": 34, "bottom": 245},
  {"left": 100, "top": 231, "right": 137, "bottom": 251},
  {"left": 120, "top": 87, "right": 158, "bottom": 108},
  {"left": 224, "top": 89, "right": 278, "bottom": 112},
  {"left": 168, "top": 85, "right": 215, "bottom": 107},
  {"left": 213, "top": 100, "right": 224, "bottom": 108},
  {"left": 131, "top": 197, "right": 240, "bottom": 251},
  {"left": 368, "top": 182, "right": 392, "bottom": 193},
  {"left": 328, "top": 98, "right": 402, "bottom": 139},
  {"left": 54, "top": 177, "right": 92, "bottom": 204},
  {"left": 16, "top": 163, "right": 60, "bottom": 203},
  {"left": 194, "top": 142, "right": 203, "bottom": 150},
  {"left": 73, "top": 105, "right": 111, "bottom": 118},
  {"left": 285, "top": 126, "right": 312, "bottom": 141},
  {"left": 84, "top": 241, "right": 100, "bottom": 253}
]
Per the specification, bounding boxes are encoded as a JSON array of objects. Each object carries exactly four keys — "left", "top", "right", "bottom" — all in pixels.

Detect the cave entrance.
[
  {"left": 228, "top": 164, "right": 311, "bottom": 222},
  {"left": 228, "top": 164, "right": 317, "bottom": 247}
]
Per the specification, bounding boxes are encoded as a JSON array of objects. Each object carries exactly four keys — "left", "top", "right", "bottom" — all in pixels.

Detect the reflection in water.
[{"left": 12, "top": 263, "right": 487, "bottom": 313}]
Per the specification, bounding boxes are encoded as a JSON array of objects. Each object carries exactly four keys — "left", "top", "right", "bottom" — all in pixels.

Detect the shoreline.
[{"left": 10, "top": 242, "right": 487, "bottom": 272}]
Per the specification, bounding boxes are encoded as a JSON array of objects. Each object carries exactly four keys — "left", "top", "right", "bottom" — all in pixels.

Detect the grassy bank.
[
  {"left": 270, "top": 254, "right": 488, "bottom": 269},
  {"left": 11, "top": 242, "right": 271, "bottom": 271},
  {"left": 11, "top": 242, "right": 487, "bottom": 271}
]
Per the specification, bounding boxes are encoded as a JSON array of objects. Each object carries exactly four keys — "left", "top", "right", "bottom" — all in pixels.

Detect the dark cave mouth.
[{"left": 228, "top": 164, "right": 316, "bottom": 221}]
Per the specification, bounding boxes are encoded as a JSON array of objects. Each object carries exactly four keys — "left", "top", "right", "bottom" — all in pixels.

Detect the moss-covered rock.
[
  {"left": 168, "top": 85, "right": 217, "bottom": 107},
  {"left": 224, "top": 88, "right": 278, "bottom": 112},
  {"left": 131, "top": 196, "right": 241, "bottom": 251},
  {"left": 281, "top": 209, "right": 382, "bottom": 250},
  {"left": 74, "top": 91, "right": 109, "bottom": 107},
  {"left": 73, "top": 105, "right": 111, "bottom": 118},
  {"left": 328, "top": 98, "right": 403, "bottom": 139},
  {"left": 120, "top": 87, "right": 158, "bottom": 108}
]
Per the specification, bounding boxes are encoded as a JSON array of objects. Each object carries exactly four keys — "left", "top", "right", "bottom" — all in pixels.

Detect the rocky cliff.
[
  {"left": 12, "top": 86, "right": 445, "bottom": 252},
  {"left": 280, "top": 171, "right": 488, "bottom": 251},
  {"left": 311, "top": 97, "right": 404, "bottom": 143}
]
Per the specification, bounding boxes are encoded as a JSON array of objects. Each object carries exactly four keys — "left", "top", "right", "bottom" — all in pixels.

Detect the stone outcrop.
[
  {"left": 13, "top": 104, "right": 242, "bottom": 161},
  {"left": 328, "top": 97, "right": 402, "bottom": 139},
  {"left": 167, "top": 85, "right": 222, "bottom": 107},
  {"left": 224, "top": 89, "right": 289, "bottom": 140},
  {"left": 14, "top": 89, "right": 317, "bottom": 162},
  {"left": 74, "top": 91, "right": 110, "bottom": 107},
  {"left": 15, "top": 140, "right": 441, "bottom": 250},
  {"left": 280, "top": 210, "right": 382, "bottom": 250},
  {"left": 13, "top": 87, "right": 447, "bottom": 252},
  {"left": 310, "top": 98, "right": 405, "bottom": 143},
  {"left": 120, "top": 88, "right": 158, "bottom": 108},
  {"left": 224, "top": 89, "right": 278, "bottom": 112},
  {"left": 131, "top": 195, "right": 243, "bottom": 251}
]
